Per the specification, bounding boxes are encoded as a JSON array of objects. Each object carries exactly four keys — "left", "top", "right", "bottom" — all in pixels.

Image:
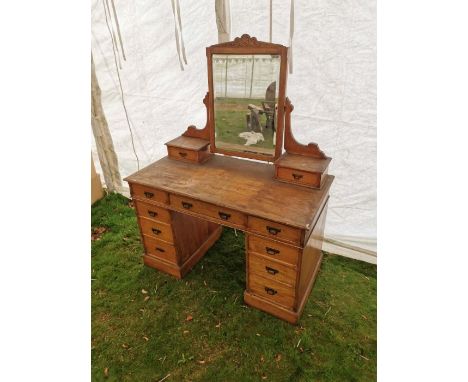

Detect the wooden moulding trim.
[
  {"left": 182, "top": 92, "right": 211, "bottom": 140},
  {"left": 209, "top": 34, "right": 285, "bottom": 49},
  {"left": 283, "top": 98, "right": 329, "bottom": 159}
]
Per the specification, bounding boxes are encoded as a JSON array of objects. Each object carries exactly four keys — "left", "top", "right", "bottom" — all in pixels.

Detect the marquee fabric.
[{"left": 91, "top": 0, "right": 376, "bottom": 263}]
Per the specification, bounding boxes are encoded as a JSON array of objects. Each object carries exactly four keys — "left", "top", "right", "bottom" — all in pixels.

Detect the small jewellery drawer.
[
  {"left": 142, "top": 235, "right": 177, "bottom": 264},
  {"left": 139, "top": 217, "right": 174, "bottom": 244},
  {"left": 170, "top": 194, "right": 246, "bottom": 226},
  {"left": 276, "top": 167, "right": 322, "bottom": 188},
  {"left": 249, "top": 274, "right": 295, "bottom": 309},
  {"left": 167, "top": 146, "right": 199, "bottom": 162},
  {"left": 130, "top": 183, "right": 169, "bottom": 204},
  {"left": 248, "top": 216, "right": 302, "bottom": 245},
  {"left": 135, "top": 200, "right": 171, "bottom": 224},
  {"left": 248, "top": 253, "right": 296, "bottom": 288},
  {"left": 247, "top": 235, "right": 300, "bottom": 266}
]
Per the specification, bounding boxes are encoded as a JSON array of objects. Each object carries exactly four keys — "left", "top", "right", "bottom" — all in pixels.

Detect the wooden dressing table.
[{"left": 125, "top": 35, "right": 334, "bottom": 324}]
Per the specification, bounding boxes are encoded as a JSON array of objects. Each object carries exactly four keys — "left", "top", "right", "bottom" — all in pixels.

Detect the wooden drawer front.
[
  {"left": 170, "top": 194, "right": 246, "bottom": 227},
  {"left": 248, "top": 235, "right": 300, "bottom": 266},
  {"left": 139, "top": 218, "right": 174, "bottom": 244},
  {"left": 167, "top": 146, "right": 199, "bottom": 162},
  {"left": 277, "top": 167, "right": 321, "bottom": 188},
  {"left": 135, "top": 200, "right": 171, "bottom": 224},
  {"left": 131, "top": 183, "right": 168, "bottom": 204},
  {"left": 143, "top": 235, "right": 178, "bottom": 264},
  {"left": 249, "top": 274, "right": 295, "bottom": 309},
  {"left": 248, "top": 216, "right": 302, "bottom": 245},
  {"left": 248, "top": 253, "right": 297, "bottom": 288}
]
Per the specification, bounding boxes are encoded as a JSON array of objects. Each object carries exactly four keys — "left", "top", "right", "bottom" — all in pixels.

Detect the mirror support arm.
[
  {"left": 182, "top": 92, "right": 211, "bottom": 141},
  {"left": 283, "top": 97, "right": 328, "bottom": 159}
]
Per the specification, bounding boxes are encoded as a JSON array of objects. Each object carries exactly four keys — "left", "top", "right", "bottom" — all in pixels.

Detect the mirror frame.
[{"left": 206, "top": 34, "right": 288, "bottom": 162}]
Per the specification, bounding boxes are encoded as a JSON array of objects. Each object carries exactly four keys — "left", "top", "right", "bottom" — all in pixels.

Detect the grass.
[
  {"left": 92, "top": 194, "right": 377, "bottom": 381},
  {"left": 214, "top": 97, "right": 275, "bottom": 149}
]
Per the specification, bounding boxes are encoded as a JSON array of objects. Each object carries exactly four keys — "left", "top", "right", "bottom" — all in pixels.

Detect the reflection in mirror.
[{"left": 213, "top": 54, "right": 281, "bottom": 158}]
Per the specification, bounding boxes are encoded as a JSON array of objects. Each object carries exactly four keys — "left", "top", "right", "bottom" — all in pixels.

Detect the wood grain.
[
  {"left": 134, "top": 200, "right": 171, "bottom": 224},
  {"left": 125, "top": 155, "right": 334, "bottom": 229},
  {"left": 247, "top": 234, "right": 300, "bottom": 266},
  {"left": 248, "top": 252, "right": 297, "bottom": 287}
]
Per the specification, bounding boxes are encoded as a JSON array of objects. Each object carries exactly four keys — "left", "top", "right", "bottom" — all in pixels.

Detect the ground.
[
  {"left": 214, "top": 97, "right": 275, "bottom": 149},
  {"left": 92, "top": 193, "right": 377, "bottom": 381}
]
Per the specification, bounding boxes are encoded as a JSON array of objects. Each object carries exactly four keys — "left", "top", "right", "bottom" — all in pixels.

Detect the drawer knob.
[
  {"left": 265, "top": 266, "right": 279, "bottom": 275},
  {"left": 179, "top": 152, "right": 187, "bottom": 157},
  {"left": 265, "top": 287, "right": 277, "bottom": 295},
  {"left": 266, "top": 226, "right": 281, "bottom": 235},
  {"left": 292, "top": 173, "right": 303, "bottom": 180},
  {"left": 144, "top": 191, "right": 154, "bottom": 199},
  {"left": 148, "top": 210, "right": 158, "bottom": 217},
  {"left": 151, "top": 228, "right": 162, "bottom": 235},
  {"left": 155, "top": 247, "right": 165, "bottom": 253},
  {"left": 265, "top": 247, "right": 280, "bottom": 255},
  {"left": 218, "top": 212, "right": 231, "bottom": 221},
  {"left": 181, "top": 201, "right": 193, "bottom": 209}
]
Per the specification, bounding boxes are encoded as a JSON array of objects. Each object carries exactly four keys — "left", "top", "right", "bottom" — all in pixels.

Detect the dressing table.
[{"left": 124, "top": 35, "right": 334, "bottom": 324}]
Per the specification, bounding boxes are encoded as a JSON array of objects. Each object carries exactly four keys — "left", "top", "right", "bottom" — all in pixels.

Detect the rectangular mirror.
[
  {"left": 212, "top": 54, "right": 280, "bottom": 158},
  {"left": 207, "top": 35, "right": 288, "bottom": 161}
]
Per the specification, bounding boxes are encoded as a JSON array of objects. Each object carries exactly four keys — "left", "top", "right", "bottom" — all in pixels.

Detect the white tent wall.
[{"left": 91, "top": 0, "right": 376, "bottom": 263}]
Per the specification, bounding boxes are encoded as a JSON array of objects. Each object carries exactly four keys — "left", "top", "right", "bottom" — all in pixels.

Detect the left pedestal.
[{"left": 134, "top": 198, "right": 222, "bottom": 279}]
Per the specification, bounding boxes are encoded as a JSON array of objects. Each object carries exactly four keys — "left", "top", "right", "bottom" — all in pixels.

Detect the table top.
[{"left": 125, "top": 155, "right": 333, "bottom": 229}]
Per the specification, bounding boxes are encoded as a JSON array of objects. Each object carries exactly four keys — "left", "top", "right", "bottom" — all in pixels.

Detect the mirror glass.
[{"left": 212, "top": 54, "right": 281, "bottom": 158}]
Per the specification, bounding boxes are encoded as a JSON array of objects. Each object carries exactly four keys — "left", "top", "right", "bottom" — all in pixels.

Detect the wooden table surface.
[{"left": 125, "top": 155, "right": 334, "bottom": 229}]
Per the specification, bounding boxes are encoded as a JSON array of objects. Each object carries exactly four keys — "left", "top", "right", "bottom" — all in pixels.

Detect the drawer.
[
  {"left": 248, "top": 252, "right": 297, "bottom": 288},
  {"left": 248, "top": 274, "right": 295, "bottom": 309},
  {"left": 143, "top": 235, "right": 178, "bottom": 264},
  {"left": 276, "top": 167, "right": 322, "bottom": 188},
  {"left": 170, "top": 194, "right": 246, "bottom": 227},
  {"left": 139, "top": 217, "right": 174, "bottom": 244},
  {"left": 247, "top": 235, "right": 300, "bottom": 266},
  {"left": 248, "top": 216, "right": 303, "bottom": 245},
  {"left": 131, "top": 183, "right": 168, "bottom": 204},
  {"left": 135, "top": 200, "right": 171, "bottom": 224},
  {"left": 167, "top": 146, "right": 199, "bottom": 162}
]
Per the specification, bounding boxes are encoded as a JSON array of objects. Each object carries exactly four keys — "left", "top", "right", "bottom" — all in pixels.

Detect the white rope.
[
  {"left": 215, "top": 0, "right": 231, "bottom": 43},
  {"left": 171, "top": 0, "right": 187, "bottom": 70},
  {"left": 288, "top": 0, "right": 294, "bottom": 74},
  {"left": 269, "top": 0, "right": 272, "bottom": 42}
]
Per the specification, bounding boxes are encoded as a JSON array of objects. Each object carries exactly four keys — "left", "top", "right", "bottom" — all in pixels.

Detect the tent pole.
[{"left": 91, "top": 54, "right": 122, "bottom": 193}]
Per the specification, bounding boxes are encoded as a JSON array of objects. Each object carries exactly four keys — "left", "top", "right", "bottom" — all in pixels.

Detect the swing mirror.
[{"left": 207, "top": 35, "right": 288, "bottom": 161}]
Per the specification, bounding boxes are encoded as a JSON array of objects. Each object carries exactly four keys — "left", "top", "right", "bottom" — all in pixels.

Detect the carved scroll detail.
[
  {"left": 211, "top": 34, "right": 283, "bottom": 49},
  {"left": 283, "top": 98, "right": 328, "bottom": 159},
  {"left": 182, "top": 92, "right": 210, "bottom": 140}
]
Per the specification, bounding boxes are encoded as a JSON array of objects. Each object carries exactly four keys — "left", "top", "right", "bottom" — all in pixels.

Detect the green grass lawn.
[
  {"left": 92, "top": 194, "right": 376, "bottom": 381},
  {"left": 214, "top": 98, "right": 275, "bottom": 149}
]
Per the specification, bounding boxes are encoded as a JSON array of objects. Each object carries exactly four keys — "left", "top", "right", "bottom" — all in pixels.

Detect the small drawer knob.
[
  {"left": 265, "top": 287, "right": 277, "bottom": 295},
  {"left": 151, "top": 228, "right": 162, "bottom": 235},
  {"left": 218, "top": 212, "right": 231, "bottom": 221},
  {"left": 181, "top": 201, "right": 193, "bottom": 209},
  {"left": 148, "top": 210, "right": 158, "bottom": 217},
  {"left": 292, "top": 173, "right": 303, "bottom": 180},
  {"left": 265, "top": 266, "right": 279, "bottom": 275},
  {"left": 155, "top": 247, "right": 165, "bottom": 253},
  {"left": 265, "top": 247, "right": 280, "bottom": 255},
  {"left": 179, "top": 152, "right": 187, "bottom": 157},
  {"left": 144, "top": 191, "right": 154, "bottom": 199},
  {"left": 266, "top": 226, "right": 281, "bottom": 235}
]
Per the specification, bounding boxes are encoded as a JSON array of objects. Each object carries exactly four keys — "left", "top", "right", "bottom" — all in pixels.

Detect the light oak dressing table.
[{"left": 125, "top": 35, "right": 334, "bottom": 324}]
